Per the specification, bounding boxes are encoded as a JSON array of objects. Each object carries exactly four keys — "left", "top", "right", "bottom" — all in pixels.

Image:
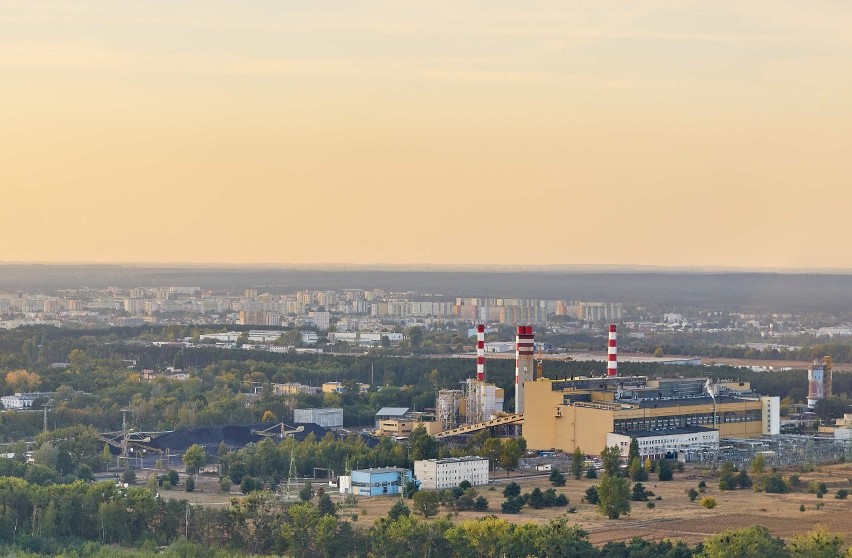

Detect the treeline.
[{"left": 0, "top": 474, "right": 848, "bottom": 557}]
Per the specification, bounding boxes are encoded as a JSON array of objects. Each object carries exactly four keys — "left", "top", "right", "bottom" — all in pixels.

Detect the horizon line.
[{"left": 1, "top": 261, "right": 851, "bottom": 275}]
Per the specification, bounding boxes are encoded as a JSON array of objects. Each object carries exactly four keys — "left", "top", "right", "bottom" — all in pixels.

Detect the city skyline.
[{"left": 3, "top": 1, "right": 851, "bottom": 268}]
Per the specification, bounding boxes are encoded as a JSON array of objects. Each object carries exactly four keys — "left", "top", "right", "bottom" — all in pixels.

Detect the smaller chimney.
[{"left": 607, "top": 324, "right": 617, "bottom": 377}]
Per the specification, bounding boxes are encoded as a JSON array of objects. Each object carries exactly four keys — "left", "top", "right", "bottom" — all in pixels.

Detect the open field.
[{"left": 341, "top": 463, "right": 852, "bottom": 546}]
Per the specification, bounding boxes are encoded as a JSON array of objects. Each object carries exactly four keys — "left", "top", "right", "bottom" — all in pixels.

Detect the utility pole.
[
  {"left": 121, "top": 408, "right": 130, "bottom": 468},
  {"left": 42, "top": 405, "right": 51, "bottom": 434}
]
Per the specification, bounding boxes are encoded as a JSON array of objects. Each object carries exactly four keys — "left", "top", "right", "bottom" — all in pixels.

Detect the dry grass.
[{"left": 336, "top": 462, "right": 852, "bottom": 546}]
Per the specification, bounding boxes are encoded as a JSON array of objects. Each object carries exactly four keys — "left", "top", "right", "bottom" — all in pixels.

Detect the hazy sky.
[{"left": 2, "top": 1, "right": 851, "bottom": 268}]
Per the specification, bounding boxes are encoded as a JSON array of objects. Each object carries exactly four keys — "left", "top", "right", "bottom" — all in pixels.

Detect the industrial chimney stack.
[
  {"left": 514, "top": 325, "right": 535, "bottom": 413},
  {"left": 476, "top": 324, "right": 486, "bottom": 382},
  {"left": 607, "top": 324, "right": 618, "bottom": 377}
]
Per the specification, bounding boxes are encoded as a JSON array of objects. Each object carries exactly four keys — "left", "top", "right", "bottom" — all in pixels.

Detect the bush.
[
  {"left": 658, "top": 461, "right": 673, "bottom": 482},
  {"left": 501, "top": 496, "right": 524, "bottom": 514},
  {"left": 503, "top": 482, "right": 521, "bottom": 498},
  {"left": 700, "top": 497, "right": 717, "bottom": 509},
  {"left": 168, "top": 469, "right": 179, "bottom": 486},
  {"left": 631, "top": 483, "right": 649, "bottom": 502},
  {"left": 549, "top": 468, "right": 566, "bottom": 487},
  {"left": 586, "top": 467, "right": 598, "bottom": 479},
  {"left": 799, "top": 504, "right": 806, "bottom": 512},
  {"left": 121, "top": 468, "right": 136, "bottom": 485},
  {"left": 788, "top": 474, "right": 801, "bottom": 488},
  {"left": 687, "top": 488, "right": 699, "bottom": 502},
  {"left": 567, "top": 505, "right": 578, "bottom": 513},
  {"left": 473, "top": 495, "right": 489, "bottom": 511},
  {"left": 835, "top": 488, "right": 848, "bottom": 499},
  {"left": 240, "top": 476, "right": 259, "bottom": 494},
  {"left": 757, "top": 474, "right": 788, "bottom": 494},
  {"left": 584, "top": 486, "right": 600, "bottom": 505},
  {"left": 219, "top": 477, "right": 231, "bottom": 493},
  {"left": 185, "top": 477, "right": 195, "bottom": 492},
  {"left": 808, "top": 481, "right": 827, "bottom": 495},
  {"left": 646, "top": 501, "right": 655, "bottom": 509}
]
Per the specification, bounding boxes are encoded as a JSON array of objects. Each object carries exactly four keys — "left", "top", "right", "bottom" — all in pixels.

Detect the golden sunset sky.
[{"left": 2, "top": 1, "right": 851, "bottom": 268}]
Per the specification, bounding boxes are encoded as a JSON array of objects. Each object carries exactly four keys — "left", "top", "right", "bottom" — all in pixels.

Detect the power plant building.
[{"left": 523, "top": 375, "right": 769, "bottom": 455}]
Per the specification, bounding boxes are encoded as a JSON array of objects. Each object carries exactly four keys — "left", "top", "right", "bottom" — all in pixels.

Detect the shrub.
[
  {"left": 815, "top": 502, "right": 824, "bottom": 510},
  {"left": 219, "top": 477, "right": 231, "bottom": 493},
  {"left": 700, "top": 497, "right": 717, "bottom": 509},
  {"left": 835, "top": 488, "right": 848, "bottom": 499},
  {"left": 501, "top": 496, "right": 524, "bottom": 514},
  {"left": 687, "top": 488, "right": 699, "bottom": 502},
  {"left": 549, "top": 468, "right": 567, "bottom": 487},
  {"left": 185, "top": 477, "right": 195, "bottom": 492},
  {"left": 799, "top": 504, "right": 806, "bottom": 512},
  {"left": 473, "top": 495, "right": 489, "bottom": 511},
  {"left": 698, "top": 480, "right": 707, "bottom": 489},
  {"left": 503, "top": 482, "right": 521, "bottom": 498},
  {"left": 788, "top": 474, "right": 801, "bottom": 488},
  {"left": 646, "top": 501, "right": 655, "bottom": 509},
  {"left": 584, "top": 486, "right": 600, "bottom": 505},
  {"left": 808, "top": 481, "right": 827, "bottom": 495},
  {"left": 567, "top": 505, "right": 578, "bottom": 514},
  {"left": 586, "top": 467, "right": 598, "bottom": 479},
  {"left": 658, "top": 461, "right": 673, "bottom": 482},
  {"left": 816, "top": 492, "right": 824, "bottom": 499},
  {"left": 757, "top": 474, "right": 788, "bottom": 494},
  {"left": 168, "top": 469, "right": 180, "bottom": 486}
]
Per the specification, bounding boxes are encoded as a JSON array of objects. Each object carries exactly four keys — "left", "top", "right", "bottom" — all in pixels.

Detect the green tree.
[
  {"left": 658, "top": 460, "right": 673, "bottom": 481},
  {"left": 182, "top": 444, "right": 207, "bottom": 476},
  {"left": 600, "top": 445, "right": 622, "bottom": 477},
  {"left": 549, "top": 468, "right": 566, "bottom": 487},
  {"left": 317, "top": 493, "right": 336, "bottom": 516},
  {"left": 571, "top": 447, "right": 585, "bottom": 480},
  {"left": 503, "top": 482, "right": 521, "bottom": 498},
  {"left": 629, "top": 458, "right": 648, "bottom": 481},
  {"left": 412, "top": 490, "right": 440, "bottom": 517},
  {"left": 628, "top": 438, "right": 640, "bottom": 464},
  {"left": 597, "top": 475, "right": 631, "bottom": 519},
  {"left": 687, "top": 487, "right": 699, "bottom": 502},
  {"left": 299, "top": 480, "right": 315, "bottom": 502},
  {"left": 584, "top": 485, "right": 600, "bottom": 505},
  {"left": 388, "top": 500, "right": 411, "bottom": 521},
  {"left": 699, "top": 525, "right": 789, "bottom": 558},
  {"left": 185, "top": 476, "right": 195, "bottom": 492},
  {"left": 788, "top": 528, "right": 844, "bottom": 558},
  {"left": 409, "top": 425, "right": 439, "bottom": 461}
]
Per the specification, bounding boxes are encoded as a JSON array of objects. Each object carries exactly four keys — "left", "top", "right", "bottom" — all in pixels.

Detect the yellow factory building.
[{"left": 523, "top": 375, "right": 769, "bottom": 455}]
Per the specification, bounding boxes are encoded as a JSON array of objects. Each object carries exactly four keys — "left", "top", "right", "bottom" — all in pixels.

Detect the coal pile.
[{"left": 145, "top": 422, "right": 328, "bottom": 456}]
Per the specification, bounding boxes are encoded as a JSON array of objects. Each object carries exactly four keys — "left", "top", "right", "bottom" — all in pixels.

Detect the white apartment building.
[{"left": 414, "top": 456, "right": 490, "bottom": 490}]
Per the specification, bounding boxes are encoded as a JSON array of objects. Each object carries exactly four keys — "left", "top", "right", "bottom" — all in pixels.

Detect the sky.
[{"left": 1, "top": 1, "right": 851, "bottom": 269}]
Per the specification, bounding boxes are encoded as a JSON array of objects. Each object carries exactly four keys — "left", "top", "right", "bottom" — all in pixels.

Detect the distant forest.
[{"left": 2, "top": 264, "right": 852, "bottom": 312}]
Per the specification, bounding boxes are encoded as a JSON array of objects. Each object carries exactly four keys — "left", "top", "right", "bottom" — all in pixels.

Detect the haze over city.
[{"left": 3, "top": 1, "right": 852, "bottom": 268}]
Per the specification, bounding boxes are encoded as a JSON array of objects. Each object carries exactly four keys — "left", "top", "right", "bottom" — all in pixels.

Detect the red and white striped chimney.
[
  {"left": 515, "top": 325, "right": 535, "bottom": 413},
  {"left": 476, "top": 324, "right": 486, "bottom": 381},
  {"left": 607, "top": 324, "right": 618, "bottom": 377}
]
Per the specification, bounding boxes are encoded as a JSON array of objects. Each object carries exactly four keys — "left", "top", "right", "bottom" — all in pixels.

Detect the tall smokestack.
[
  {"left": 476, "top": 324, "right": 486, "bottom": 381},
  {"left": 607, "top": 324, "right": 618, "bottom": 377},
  {"left": 515, "top": 325, "right": 535, "bottom": 413}
]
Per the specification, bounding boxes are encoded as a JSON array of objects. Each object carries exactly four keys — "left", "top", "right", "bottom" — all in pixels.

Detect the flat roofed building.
[
  {"left": 345, "top": 467, "right": 413, "bottom": 496},
  {"left": 523, "top": 376, "right": 766, "bottom": 454},
  {"left": 414, "top": 456, "right": 489, "bottom": 490},
  {"left": 376, "top": 419, "right": 415, "bottom": 437},
  {"left": 606, "top": 426, "right": 720, "bottom": 461}
]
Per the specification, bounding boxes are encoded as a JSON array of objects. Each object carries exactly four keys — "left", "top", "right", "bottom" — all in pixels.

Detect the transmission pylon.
[{"left": 286, "top": 451, "right": 298, "bottom": 497}]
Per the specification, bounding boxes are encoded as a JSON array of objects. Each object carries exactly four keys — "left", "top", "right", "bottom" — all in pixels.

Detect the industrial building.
[
  {"left": 606, "top": 426, "right": 720, "bottom": 461},
  {"left": 414, "top": 456, "right": 489, "bottom": 490},
  {"left": 293, "top": 408, "right": 343, "bottom": 428},
  {"left": 523, "top": 375, "right": 778, "bottom": 455},
  {"left": 339, "top": 467, "right": 413, "bottom": 496}
]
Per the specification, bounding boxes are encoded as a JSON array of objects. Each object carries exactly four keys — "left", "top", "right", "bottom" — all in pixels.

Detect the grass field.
[{"left": 333, "top": 462, "right": 852, "bottom": 546}]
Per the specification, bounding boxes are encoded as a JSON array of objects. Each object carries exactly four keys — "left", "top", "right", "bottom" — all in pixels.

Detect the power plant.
[
  {"left": 807, "top": 356, "right": 833, "bottom": 409},
  {"left": 434, "top": 324, "right": 505, "bottom": 430}
]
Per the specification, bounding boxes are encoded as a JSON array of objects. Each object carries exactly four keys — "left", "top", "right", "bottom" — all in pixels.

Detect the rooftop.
[
  {"left": 417, "top": 455, "right": 488, "bottom": 464},
  {"left": 375, "top": 407, "right": 409, "bottom": 417},
  {"left": 616, "top": 426, "right": 718, "bottom": 438}
]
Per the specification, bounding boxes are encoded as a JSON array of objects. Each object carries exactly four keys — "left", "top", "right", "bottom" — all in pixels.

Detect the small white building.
[
  {"left": 414, "top": 456, "right": 489, "bottom": 490},
  {"left": 607, "top": 426, "right": 720, "bottom": 461},
  {"left": 1, "top": 392, "right": 54, "bottom": 410}
]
